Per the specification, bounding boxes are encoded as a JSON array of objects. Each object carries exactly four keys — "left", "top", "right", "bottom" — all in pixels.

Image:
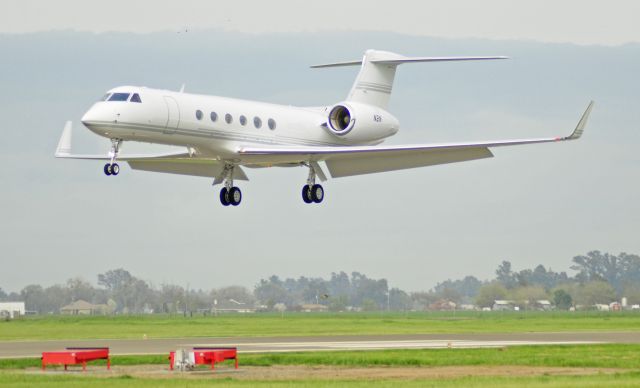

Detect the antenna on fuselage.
[{"left": 179, "top": 84, "right": 186, "bottom": 93}]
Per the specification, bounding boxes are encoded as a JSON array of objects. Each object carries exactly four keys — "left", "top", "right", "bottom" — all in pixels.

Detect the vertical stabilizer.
[{"left": 346, "top": 50, "right": 403, "bottom": 110}]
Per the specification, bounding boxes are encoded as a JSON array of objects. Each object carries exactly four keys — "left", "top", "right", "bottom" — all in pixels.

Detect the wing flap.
[
  {"left": 128, "top": 159, "right": 249, "bottom": 180},
  {"left": 326, "top": 147, "right": 493, "bottom": 178}
]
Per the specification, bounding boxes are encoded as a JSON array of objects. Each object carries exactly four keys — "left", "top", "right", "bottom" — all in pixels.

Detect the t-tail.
[{"left": 312, "top": 49, "right": 508, "bottom": 110}]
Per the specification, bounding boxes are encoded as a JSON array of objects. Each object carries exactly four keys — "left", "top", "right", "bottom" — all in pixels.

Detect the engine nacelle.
[{"left": 325, "top": 102, "right": 399, "bottom": 143}]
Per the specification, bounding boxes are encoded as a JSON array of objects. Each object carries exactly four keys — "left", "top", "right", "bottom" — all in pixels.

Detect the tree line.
[{"left": 1, "top": 251, "right": 638, "bottom": 314}]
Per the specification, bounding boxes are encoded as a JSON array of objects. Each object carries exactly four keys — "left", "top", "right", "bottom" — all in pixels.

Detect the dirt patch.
[{"left": 26, "top": 364, "right": 624, "bottom": 380}]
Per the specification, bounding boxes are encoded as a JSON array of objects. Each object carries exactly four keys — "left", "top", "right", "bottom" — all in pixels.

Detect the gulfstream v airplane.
[{"left": 56, "top": 49, "right": 594, "bottom": 206}]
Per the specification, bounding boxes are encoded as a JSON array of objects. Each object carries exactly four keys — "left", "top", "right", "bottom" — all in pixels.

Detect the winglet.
[
  {"left": 565, "top": 101, "right": 595, "bottom": 140},
  {"left": 55, "top": 121, "right": 73, "bottom": 157}
]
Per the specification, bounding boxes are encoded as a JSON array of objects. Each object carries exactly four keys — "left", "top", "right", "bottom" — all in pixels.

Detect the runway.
[{"left": 2, "top": 332, "right": 639, "bottom": 358}]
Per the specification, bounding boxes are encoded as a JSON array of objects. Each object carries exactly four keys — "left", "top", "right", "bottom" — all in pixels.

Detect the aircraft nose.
[{"left": 81, "top": 107, "right": 98, "bottom": 126}]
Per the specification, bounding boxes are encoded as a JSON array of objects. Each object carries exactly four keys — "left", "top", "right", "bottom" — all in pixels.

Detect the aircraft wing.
[
  {"left": 54, "top": 121, "right": 248, "bottom": 180},
  {"left": 238, "top": 101, "right": 594, "bottom": 178},
  {"left": 55, "top": 121, "right": 192, "bottom": 161}
]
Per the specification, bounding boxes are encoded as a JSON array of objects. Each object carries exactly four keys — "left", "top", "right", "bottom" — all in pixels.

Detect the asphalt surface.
[{"left": 2, "top": 332, "right": 640, "bottom": 358}]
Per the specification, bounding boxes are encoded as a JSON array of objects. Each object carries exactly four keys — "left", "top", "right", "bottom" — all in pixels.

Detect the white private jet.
[{"left": 56, "top": 49, "right": 594, "bottom": 206}]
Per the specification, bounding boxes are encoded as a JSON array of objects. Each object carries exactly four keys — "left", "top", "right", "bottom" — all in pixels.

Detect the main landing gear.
[
  {"left": 103, "top": 139, "right": 122, "bottom": 176},
  {"left": 219, "top": 164, "right": 242, "bottom": 206},
  {"left": 302, "top": 165, "right": 324, "bottom": 204}
]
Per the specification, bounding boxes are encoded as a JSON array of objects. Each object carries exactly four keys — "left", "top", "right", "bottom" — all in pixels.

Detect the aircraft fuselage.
[{"left": 81, "top": 86, "right": 400, "bottom": 160}]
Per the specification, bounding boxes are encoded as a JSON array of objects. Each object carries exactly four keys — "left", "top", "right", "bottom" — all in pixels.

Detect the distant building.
[
  {"left": 0, "top": 302, "right": 25, "bottom": 319},
  {"left": 492, "top": 300, "right": 517, "bottom": 311},
  {"left": 60, "top": 300, "right": 108, "bottom": 315},
  {"left": 210, "top": 299, "right": 255, "bottom": 314},
  {"left": 299, "top": 304, "right": 328, "bottom": 312},
  {"left": 429, "top": 300, "right": 457, "bottom": 311},
  {"left": 535, "top": 300, "right": 553, "bottom": 311}
]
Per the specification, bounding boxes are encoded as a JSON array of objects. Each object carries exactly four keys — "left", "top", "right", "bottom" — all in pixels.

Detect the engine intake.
[
  {"left": 323, "top": 102, "right": 399, "bottom": 143},
  {"left": 328, "top": 105, "right": 355, "bottom": 135}
]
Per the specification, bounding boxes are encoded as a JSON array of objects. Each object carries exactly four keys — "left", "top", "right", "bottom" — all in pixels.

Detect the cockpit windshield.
[
  {"left": 101, "top": 92, "right": 142, "bottom": 103},
  {"left": 108, "top": 93, "right": 131, "bottom": 102}
]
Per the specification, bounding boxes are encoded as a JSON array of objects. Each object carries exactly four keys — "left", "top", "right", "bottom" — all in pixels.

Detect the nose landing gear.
[{"left": 103, "top": 139, "right": 122, "bottom": 176}]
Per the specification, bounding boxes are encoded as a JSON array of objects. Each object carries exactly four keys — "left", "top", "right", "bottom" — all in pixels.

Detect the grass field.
[
  {"left": 3, "top": 313, "right": 640, "bottom": 386},
  {"left": 2, "top": 311, "right": 639, "bottom": 341},
  {"left": 2, "top": 345, "right": 640, "bottom": 387},
  {"left": 2, "top": 344, "right": 640, "bottom": 370},
  {"left": 2, "top": 372, "right": 640, "bottom": 388}
]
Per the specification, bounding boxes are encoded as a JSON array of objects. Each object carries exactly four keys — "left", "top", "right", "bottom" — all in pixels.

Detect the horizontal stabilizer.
[{"left": 311, "top": 55, "right": 508, "bottom": 68}]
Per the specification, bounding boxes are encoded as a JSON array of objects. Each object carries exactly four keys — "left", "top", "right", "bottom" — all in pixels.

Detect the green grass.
[
  {"left": 240, "top": 344, "right": 640, "bottom": 369},
  {"left": 2, "top": 371, "right": 640, "bottom": 387},
  {"left": 3, "top": 344, "right": 640, "bottom": 370},
  {"left": 2, "top": 311, "right": 640, "bottom": 341}
]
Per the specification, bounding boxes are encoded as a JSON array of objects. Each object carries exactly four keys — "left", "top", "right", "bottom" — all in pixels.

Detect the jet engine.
[{"left": 325, "top": 102, "right": 399, "bottom": 143}]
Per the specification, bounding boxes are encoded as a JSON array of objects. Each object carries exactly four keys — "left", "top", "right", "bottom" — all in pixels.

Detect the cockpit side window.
[
  {"left": 130, "top": 93, "right": 142, "bottom": 103},
  {"left": 100, "top": 93, "right": 111, "bottom": 101},
  {"left": 108, "top": 93, "right": 130, "bottom": 102}
]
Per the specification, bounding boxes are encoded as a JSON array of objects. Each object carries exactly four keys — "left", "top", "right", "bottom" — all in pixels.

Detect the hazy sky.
[
  {"left": 2, "top": 0, "right": 640, "bottom": 45},
  {"left": 0, "top": 3, "right": 639, "bottom": 294}
]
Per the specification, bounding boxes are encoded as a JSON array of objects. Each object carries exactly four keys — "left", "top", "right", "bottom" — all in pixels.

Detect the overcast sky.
[
  {"left": 2, "top": 0, "right": 640, "bottom": 45},
  {"left": 1, "top": 2, "right": 639, "bottom": 294}
]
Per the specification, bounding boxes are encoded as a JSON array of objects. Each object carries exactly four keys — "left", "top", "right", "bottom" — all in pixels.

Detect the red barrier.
[
  {"left": 42, "top": 347, "right": 110, "bottom": 371},
  {"left": 169, "top": 347, "right": 238, "bottom": 370}
]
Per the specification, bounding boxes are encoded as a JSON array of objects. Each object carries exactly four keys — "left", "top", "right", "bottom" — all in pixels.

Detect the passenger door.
[{"left": 163, "top": 96, "right": 180, "bottom": 134}]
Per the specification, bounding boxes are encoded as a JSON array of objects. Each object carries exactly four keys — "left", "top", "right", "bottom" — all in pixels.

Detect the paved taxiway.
[{"left": 2, "top": 332, "right": 639, "bottom": 358}]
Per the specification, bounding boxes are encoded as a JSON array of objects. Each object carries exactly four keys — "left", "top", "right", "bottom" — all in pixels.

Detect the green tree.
[
  {"left": 553, "top": 289, "right": 573, "bottom": 310},
  {"left": 475, "top": 282, "right": 507, "bottom": 308},
  {"left": 574, "top": 281, "right": 617, "bottom": 307},
  {"left": 328, "top": 295, "right": 348, "bottom": 312},
  {"left": 496, "top": 261, "right": 517, "bottom": 289},
  {"left": 361, "top": 298, "right": 378, "bottom": 311},
  {"left": 511, "top": 285, "right": 547, "bottom": 309}
]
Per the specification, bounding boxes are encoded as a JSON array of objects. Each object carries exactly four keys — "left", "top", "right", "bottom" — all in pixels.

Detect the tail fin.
[{"left": 312, "top": 50, "right": 508, "bottom": 110}]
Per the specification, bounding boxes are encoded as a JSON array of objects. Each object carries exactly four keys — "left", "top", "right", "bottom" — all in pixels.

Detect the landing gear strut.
[
  {"left": 219, "top": 164, "right": 242, "bottom": 206},
  {"left": 103, "top": 139, "right": 122, "bottom": 176},
  {"left": 302, "top": 165, "right": 324, "bottom": 204}
]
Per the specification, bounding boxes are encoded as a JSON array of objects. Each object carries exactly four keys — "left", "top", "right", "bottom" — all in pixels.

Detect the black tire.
[
  {"left": 219, "top": 187, "right": 230, "bottom": 206},
  {"left": 311, "top": 184, "right": 324, "bottom": 203},
  {"left": 229, "top": 187, "right": 242, "bottom": 206},
  {"left": 111, "top": 163, "right": 120, "bottom": 176},
  {"left": 302, "top": 185, "right": 312, "bottom": 204},
  {"left": 104, "top": 163, "right": 112, "bottom": 176}
]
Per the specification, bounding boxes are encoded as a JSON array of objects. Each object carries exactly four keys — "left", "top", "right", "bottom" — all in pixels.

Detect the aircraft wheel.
[
  {"left": 311, "top": 184, "right": 324, "bottom": 203},
  {"left": 111, "top": 163, "right": 120, "bottom": 176},
  {"left": 103, "top": 163, "right": 112, "bottom": 176},
  {"left": 219, "top": 187, "right": 230, "bottom": 206},
  {"left": 302, "top": 185, "right": 313, "bottom": 204},
  {"left": 229, "top": 187, "right": 242, "bottom": 206}
]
